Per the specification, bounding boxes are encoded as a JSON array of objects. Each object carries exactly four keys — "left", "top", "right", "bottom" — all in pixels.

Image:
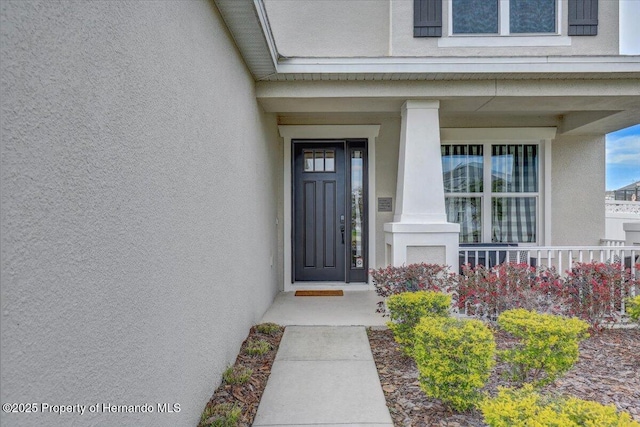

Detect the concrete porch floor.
[{"left": 260, "top": 290, "right": 387, "bottom": 326}]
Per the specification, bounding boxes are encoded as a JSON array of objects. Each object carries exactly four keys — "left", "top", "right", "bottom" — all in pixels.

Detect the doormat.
[{"left": 294, "top": 290, "right": 344, "bottom": 297}]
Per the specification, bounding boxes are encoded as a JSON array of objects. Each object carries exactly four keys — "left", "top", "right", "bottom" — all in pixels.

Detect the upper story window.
[
  {"left": 452, "top": 0, "right": 556, "bottom": 35},
  {"left": 414, "top": 0, "right": 598, "bottom": 41}
]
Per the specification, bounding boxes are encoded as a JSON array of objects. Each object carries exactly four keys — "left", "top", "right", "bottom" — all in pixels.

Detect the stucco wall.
[
  {"left": 1, "top": 1, "right": 281, "bottom": 426},
  {"left": 264, "top": 0, "right": 618, "bottom": 58},
  {"left": 551, "top": 134, "right": 606, "bottom": 245},
  {"left": 263, "top": 0, "right": 390, "bottom": 57}
]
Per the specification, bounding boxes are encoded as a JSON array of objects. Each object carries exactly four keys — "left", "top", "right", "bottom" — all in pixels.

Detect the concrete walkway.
[{"left": 254, "top": 291, "right": 393, "bottom": 426}]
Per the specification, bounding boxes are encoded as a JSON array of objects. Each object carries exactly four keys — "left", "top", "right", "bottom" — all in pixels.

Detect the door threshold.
[{"left": 287, "top": 282, "right": 373, "bottom": 292}]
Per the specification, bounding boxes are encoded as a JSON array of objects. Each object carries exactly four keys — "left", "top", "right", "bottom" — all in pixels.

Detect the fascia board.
[{"left": 275, "top": 56, "right": 640, "bottom": 75}]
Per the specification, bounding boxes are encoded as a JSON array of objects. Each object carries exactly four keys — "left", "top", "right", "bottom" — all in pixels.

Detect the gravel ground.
[{"left": 367, "top": 327, "right": 640, "bottom": 427}]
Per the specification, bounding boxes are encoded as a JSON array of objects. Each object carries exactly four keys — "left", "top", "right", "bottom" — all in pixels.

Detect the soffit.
[{"left": 214, "top": 0, "right": 277, "bottom": 80}]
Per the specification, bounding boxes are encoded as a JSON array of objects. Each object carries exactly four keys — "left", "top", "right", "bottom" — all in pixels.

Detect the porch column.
[{"left": 384, "top": 100, "right": 460, "bottom": 271}]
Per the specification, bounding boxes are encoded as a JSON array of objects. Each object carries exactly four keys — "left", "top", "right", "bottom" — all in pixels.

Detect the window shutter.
[
  {"left": 414, "top": 0, "right": 442, "bottom": 37},
  {"left": 568, "top": 0, "right": 598, "bottom": 36}
]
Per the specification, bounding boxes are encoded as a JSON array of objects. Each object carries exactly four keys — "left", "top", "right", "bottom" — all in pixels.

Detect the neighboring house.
[
  {"left": 1, "top": 0, "right": 639, "bottom": 426},
  {"left": 612, "top": 180, "right": 640, "bottom": 201},
  {"left": 605, "top": 181, "right": 640, "bottom": 241}
]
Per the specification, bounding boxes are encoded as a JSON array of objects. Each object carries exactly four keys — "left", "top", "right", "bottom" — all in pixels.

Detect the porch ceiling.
[{"left": 257, "top": 80, "right": 640, "bottom": 135}]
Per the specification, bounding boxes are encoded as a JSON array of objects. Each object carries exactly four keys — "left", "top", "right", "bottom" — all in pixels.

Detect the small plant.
[
  {"left": 255, "top": 322, "right": 281, "bottom": 336},
  {"left": 244, "top": 338, "right": 272, "bottom": 356},
  {"left": 199, "top": 403, "right": 241, "bottom": 427},
  {"left": 626, "top": 295, "right": 640, "bottom": 323},
  {"left": 480, "top": 385, "right": 640, "bottom": 427},
  {"left": 497, "top": 309, "right": 589, "bottom": 387},
  {"left": 222, "top": 365, "right": 253, "bottom": 385},
  {"left": 413, "top": 316, "right": 496, "bottom": 411},
  {"left": 370, "top": 263, "right": 457, "bottom": 314},
  {"left": 386, "top": 291, "right": 451, "bottom": 356}
]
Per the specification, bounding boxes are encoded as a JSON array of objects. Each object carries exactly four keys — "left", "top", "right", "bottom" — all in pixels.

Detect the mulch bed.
[
  {"left": 367, "top": 327, "right": 640, "bottom": 427},
  {"left": 199, "top": 323, "right": 639, "bottom": 427},
  {"left": 199, "top": 324, "right": 284, "bottom": 427}
]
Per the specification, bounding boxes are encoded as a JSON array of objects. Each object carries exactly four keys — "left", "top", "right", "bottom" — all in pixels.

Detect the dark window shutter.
[
  {"left": 568, "top": 0, "right": 598, "bottom": 36},
  {"left": 414, "top": 0, "right": 442, "bottom": 37}
]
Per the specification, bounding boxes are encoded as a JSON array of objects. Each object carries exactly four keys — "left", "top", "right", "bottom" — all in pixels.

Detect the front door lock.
[{"left": 340, "top": 214, "right": 345, "bottom": 244}]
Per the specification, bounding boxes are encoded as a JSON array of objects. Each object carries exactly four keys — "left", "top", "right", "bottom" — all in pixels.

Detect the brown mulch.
[
  {"left": 199, "top": 324, "right": 284, "bottom": 427},
  {"left": 368, "top": 327, "right": 640, "bottom": 427}
]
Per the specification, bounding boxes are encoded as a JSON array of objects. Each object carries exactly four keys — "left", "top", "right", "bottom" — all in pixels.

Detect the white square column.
[{"left": 384, "top": 100, "right": 460, "bottom": 270}]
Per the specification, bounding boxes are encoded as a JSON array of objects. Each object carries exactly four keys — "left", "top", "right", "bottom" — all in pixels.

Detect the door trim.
[{"left": 280, "top": 125, "right": 380, "bottom": 292}]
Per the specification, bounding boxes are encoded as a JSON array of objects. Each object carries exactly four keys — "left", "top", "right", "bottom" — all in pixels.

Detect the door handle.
[{"left": 340, "top": 214, "right": 345, "bottom": 244}]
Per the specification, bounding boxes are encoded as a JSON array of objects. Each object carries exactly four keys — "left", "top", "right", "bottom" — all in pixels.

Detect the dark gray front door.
[{"left": 293, "top": 140, "right": 368, "bottom": 282}]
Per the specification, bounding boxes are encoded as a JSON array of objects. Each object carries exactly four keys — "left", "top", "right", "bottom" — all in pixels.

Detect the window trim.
[
  {"left": 440, "top": 0, "right": 568, "bottom": 48},
  {"left": 441, "top": 128, "right": 555, "bottom": 246}
]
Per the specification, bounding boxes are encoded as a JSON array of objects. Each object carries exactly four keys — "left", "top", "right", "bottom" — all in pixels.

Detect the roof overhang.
[
  {"left": 213, "top": 0, "right": 277, "bottom": 80},
  {"left": 215, "top": 0, "right": 640, "bottom": 134}
]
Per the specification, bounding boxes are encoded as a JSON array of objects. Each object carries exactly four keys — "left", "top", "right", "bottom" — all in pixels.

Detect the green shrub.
[
  {"left": 222, "top": 365, "right": 253, "bottom": 385},
  {"left": 255, "top": 322, "right": 281, "bottom": 336},
  {"left": 497, "top": 309, "right": 589, "bottom": 387},
  {"left": 481, "top": 385, "right": 639, "bottom": 427},
  {"left": 386, "top": 291, "right": 451, "bottom": 356},
  {"left": 627, "top": 295, "right": 640, "bottom": 323},
  {"left": 199, "top": 403, "right": 241, "bottom": 427},
  {"left": 413, "top": 315, "right": 496, "bottom": 411},
  {"left": 244, "top": 338, "right": 272, "bottom": 356}
]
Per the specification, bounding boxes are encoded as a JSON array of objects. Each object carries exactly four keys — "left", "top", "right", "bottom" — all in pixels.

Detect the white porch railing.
[
  {"left": 459, "top": 245, "right": 638, "bottom": 276},
  {"left": 458, "top": 245, "right": 639, "bottom": 320},
  {"left": 600, "top": 238, "right": 627, "bottom": 247},
  {"left": 458, "top": 245, "right": 639, "bottom": 317}
]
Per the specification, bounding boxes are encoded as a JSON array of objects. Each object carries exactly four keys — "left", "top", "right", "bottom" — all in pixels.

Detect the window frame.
[
  {"left": 449, "top": 0, "right": 561, "bottom": 36},
  {"left": 441, "top": 128, "right": 555, "bottom": 246},
  {"left": 440, "top": 0, "right": 569, "bottom": 47}
]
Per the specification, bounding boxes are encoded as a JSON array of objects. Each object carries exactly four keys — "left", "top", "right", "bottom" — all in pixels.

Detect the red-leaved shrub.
[
  {"left": 370, "top": 263, "right": 457, "bottom": 314},
  {"left": 457, "top": 263, "right": 565, "bottom": 321},
  {"left": 559, "top": 262, "right": 639, "bottom": 330}
]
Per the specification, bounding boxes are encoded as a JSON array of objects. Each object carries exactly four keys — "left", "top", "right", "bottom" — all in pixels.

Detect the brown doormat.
[{"left": 294, "top": 290, "right": 344, "bottom": 297}]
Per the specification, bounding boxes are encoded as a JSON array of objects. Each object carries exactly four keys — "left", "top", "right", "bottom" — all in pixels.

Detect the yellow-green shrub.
[
  {"left": 386, "top": 291, "right": 451, "bottom": 356},
  {"left": 481, "top": 385, "right": 639, "bottom": 427},
  {"left": 497, "top": 309, "right": 589, "bottom": 386},
  {"left": 413, "top": 315, "right": 495, "bottom": 411},
  {"left": 627, "top": 295, "right": 640, "bottom": 323}
]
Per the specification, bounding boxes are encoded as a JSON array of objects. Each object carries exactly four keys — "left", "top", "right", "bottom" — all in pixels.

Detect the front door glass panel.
[{"left": 350, "top": 150, "right": 364, "bottom": 269}]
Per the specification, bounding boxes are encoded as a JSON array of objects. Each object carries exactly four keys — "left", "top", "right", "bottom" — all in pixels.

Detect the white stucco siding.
[
  {"left": 551, "top": 134, "right": 606, "bottom": 245},
  {"left": 263, "top": 0, "right": 389, "bottom": 57},
  {"left": 1, "top": 1, "right": 280, "bottom": 426}
]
